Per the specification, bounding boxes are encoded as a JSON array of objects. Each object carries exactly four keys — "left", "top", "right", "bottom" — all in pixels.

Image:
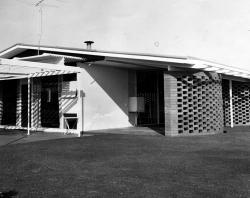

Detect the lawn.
[{"left": 0, "top": 131, "right": 249, "bottom": 198}]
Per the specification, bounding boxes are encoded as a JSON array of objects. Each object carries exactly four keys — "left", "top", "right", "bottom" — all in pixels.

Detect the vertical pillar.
[
  {"left": 77, "top": 71, "right": 84, "bottom": 137},
  {"left": 27, "top": 77, "right": 30, "bottom": 135},
  {"left": 31, "top": 78, "right": 42, "bottom": 128},
  {"left": 30, "top": 78, "right": 33, "bottom": 129},
  {"left": 164, "top": 72, "right": 178, "bottom": 136},
  {"left": 128, "top": 70, "right": 137, "bottom": 126},
  {"left": 229, "top": 79, "right": 234, "bottom": 128},
  {"left": 58, "top": 75, "right": 64, "bottom": 129},
  {"left": 16, "top": 80, "right": 22, "bottom": 127}
]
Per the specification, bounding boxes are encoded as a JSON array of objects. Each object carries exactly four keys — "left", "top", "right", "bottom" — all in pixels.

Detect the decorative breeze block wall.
[
  {"left": 232, "top": 81, "right": 250, "bottom": 125},
  {"left": 164, "top": 71, "right": 224, "bottom": 135}
]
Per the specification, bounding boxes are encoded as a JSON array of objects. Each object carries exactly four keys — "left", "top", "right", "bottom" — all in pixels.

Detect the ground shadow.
[
  {"left": 0, "top": 129, "right": 26, "bottom": 136},
  {"left": 0, "top": 190, "right": 18, "bottom": 198},
  {"left": 148, "top": 125, "right": 165, "bottom": 135}
]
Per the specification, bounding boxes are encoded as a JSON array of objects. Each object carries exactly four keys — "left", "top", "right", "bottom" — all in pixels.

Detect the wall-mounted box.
[{"left": 129, "top": 97, "right": 145, "bottom": 112}]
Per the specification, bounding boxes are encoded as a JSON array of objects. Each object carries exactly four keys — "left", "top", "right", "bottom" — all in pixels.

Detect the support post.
[
  {"left": 156, "top": 72, "right": 160, "bottom": 125},
  {"left": 58, "top": 75, "right": 64, "bottom": 129},
  {"left": 27, "top": 77, "right": 30, "bottom": 135},
  {"left": 229, "top": 80, "right": 234, "bottom": 128},
  {"left": 80, "top": 90, "right": 84, "bottom": 136},
  {"left": 164, "top": 72, "right": 178, "bottom": 136},
  {"left": 30, "top": 78, "right": 34, "bottom": 129},
  {"left": 77, "top": 71, "right": 84, "bottom": 137}
]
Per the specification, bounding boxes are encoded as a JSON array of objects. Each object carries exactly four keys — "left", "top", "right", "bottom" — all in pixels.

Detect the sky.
[{"left": 1, "top": 0, "right": 250, "bottom": 69}]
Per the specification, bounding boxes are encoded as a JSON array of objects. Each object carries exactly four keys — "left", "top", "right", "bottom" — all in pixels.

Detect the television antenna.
[
  {"left": 34, "top": 0, "right": 59, "bottom": 55},
  {"left": 35, "top": 0, "right": 46, "bottom": 55},
  {"left": 15, "top": 0, "right": 65, "bottom": 54}
]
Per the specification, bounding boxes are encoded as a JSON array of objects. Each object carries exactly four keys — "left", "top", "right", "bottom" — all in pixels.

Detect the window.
[{"left": 63, "top": 73, "right": 77, "bottom": 82}]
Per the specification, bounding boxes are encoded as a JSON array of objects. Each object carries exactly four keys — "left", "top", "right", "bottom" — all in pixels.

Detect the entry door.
[
  {"left": 137, "top": 71, "right": 158, "bottom": 125},
  {"left": 41, "top": 76, "right": 59, "bottom": 128},
  {"left": 136, "top": 71, "right": 164, "bottom": 126}
]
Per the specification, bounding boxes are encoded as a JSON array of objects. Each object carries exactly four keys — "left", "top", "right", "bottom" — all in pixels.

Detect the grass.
[{"left": 0, "top": 131, "right": 249, "bottom": 198}]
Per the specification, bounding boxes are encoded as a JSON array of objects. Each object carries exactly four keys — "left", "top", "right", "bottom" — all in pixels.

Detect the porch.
[{"left": 0, "top": 58, "right": 82, "bottom": 136}]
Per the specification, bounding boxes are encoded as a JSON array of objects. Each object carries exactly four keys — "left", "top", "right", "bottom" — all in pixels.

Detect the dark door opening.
[
  {"left": 41, "top": 76, "right": 59, "bottom": 128},
  {"left": 21, "top": 84, "right": 29, "bottom": 127},
  {"left": 137, "top": 71, "right": 164, "bottom": 126},
  {"left": 2, "top": 80, "right": 17, "bottom": 125}
]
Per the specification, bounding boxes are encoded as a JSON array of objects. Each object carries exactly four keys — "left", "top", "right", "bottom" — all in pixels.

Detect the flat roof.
[
  {"left": 1, "top": 43, "right": 250, "bottom": 80},
  {"left": 0, "top": 43, "right": 189, "bottom": 60}
]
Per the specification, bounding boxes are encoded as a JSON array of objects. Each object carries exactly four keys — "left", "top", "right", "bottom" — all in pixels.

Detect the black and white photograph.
[{"left": 0, "top": 0, "right": 249, "bottom": 197}]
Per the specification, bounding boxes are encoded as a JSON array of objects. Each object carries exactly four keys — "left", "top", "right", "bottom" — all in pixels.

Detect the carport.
[{"left": 0, "top": 58, "right": 81, "bottom": 136}]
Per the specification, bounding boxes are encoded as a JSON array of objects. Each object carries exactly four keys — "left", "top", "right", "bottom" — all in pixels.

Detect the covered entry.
[
  {"left": 0, "top": 58, "right": 81, "bottom": 135},
  {"left": 41, "top": 76, "right": 60, "bottom": 128},
  {"left": 136, "top": 71, "right": 164, "bottom": 126}
]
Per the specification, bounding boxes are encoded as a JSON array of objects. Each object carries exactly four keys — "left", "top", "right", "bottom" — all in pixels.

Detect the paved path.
[
  {"left": 85, "top": 126, "right": 164, "bottom": 136},
  {"left": 0, "top": 127, "right": 164, "bottom": 146},
  {"left": 0, "top": 132, "right": 79, "bottom": 147}
]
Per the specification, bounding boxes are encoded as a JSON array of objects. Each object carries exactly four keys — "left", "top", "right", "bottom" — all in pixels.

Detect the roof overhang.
[
  {"left": 0, "top": 58, "right": 81, "bottom": 80},
  {"left": 1, "top": 44, "right": 250, "bottom": 80},
  {"left": 16, "top": 53, "right": 86, "bottom": 64}
]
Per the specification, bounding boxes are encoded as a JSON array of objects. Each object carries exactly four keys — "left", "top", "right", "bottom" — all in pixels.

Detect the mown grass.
[{"left": 0, "top": 131, "right": 249, "bottom": 197}]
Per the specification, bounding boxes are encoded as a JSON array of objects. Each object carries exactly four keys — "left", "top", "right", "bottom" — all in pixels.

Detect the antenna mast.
[
  {"left": 15, "top": 0, "right": 59, "bottom": 55},
  {"left": 35, "top": 0, "right": 45, "bottom": 55}
]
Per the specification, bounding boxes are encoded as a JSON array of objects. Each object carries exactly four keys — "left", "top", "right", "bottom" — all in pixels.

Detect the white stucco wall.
[
  {"left": 60, "top": 80, "right": 78, "bottom": 114},
  {"left": 78, "top": 63, "right": 131, "bottom": 131}
]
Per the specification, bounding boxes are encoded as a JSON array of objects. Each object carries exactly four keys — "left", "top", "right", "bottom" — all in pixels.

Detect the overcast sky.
[{"left": 1, "top": 0, "right": 250, "bottom": 69}]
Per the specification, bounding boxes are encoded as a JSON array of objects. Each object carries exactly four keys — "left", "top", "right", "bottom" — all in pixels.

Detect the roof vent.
[{"left": 84, "top": 41, "right": 94, "bottom": 50}]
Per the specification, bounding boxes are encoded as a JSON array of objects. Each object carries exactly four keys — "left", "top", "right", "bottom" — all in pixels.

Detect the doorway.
[
  {"left": 136, "top": 71, "right": 164, "bottom": 126},
  {"left": 41, "top": 76, "right": 59, "bottom": 128},
  {"left": 2, "top": 80, "right": 17, "bottom": 125},
  {"left": 21, "top": 84, "right": 29, "bottom": 127}
]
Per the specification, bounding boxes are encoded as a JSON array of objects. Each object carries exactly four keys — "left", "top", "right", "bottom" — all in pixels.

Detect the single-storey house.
[{"left": 0, "top": 43, "right": 249, "bottom": 136}]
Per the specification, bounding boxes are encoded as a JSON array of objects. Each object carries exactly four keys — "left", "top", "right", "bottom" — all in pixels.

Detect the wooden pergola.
[{"left": 0, "top": 58, "right": 82, "bottom": 136}]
